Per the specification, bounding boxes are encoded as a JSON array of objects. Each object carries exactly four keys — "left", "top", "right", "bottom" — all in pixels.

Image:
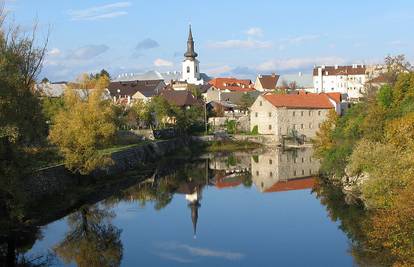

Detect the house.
[
  {"left": 249, "top": 92, "right": 339, "bottom": 141},
  {"left": 313, "top": 64, "right": 366, "bottom": 100},
  {"left": 107, "top": 79, "right": 166, "bottom": 104},
  {"left": 34, "top": 81, "right": 68, "bottom": 97},
  {"left": 205, "top": 77, "right": 260, "bottom": 105},
  {"left": 254, "top": 73, "right": 279, "bottom": 91},
  {"left": 160, "top": 89, "right": 200, "bottom": 109}
]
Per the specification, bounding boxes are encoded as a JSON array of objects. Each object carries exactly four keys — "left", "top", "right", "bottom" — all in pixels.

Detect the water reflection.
[
  {"left": 1, "top": 146, "right": 383, "bottom": 266},
  {"left": 54, "top": 205, "right": 123, "bottom": 267}
]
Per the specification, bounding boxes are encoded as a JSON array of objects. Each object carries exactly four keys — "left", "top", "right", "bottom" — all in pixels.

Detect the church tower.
[{"left": 182, "top": 25, "right": 203, "bottom": 85}]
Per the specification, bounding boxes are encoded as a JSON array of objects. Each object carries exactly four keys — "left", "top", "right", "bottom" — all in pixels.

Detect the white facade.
[
  {"left": 313, "top": 64, "right": 367, "bottom": 99},
  {"left": 182, "top": 58, "right": 203, "bottom": 85}
]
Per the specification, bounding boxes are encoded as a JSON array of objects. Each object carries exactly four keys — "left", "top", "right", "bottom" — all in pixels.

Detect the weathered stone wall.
[{"left": 24, "top": 138, "right": 190, "bottom": 200}]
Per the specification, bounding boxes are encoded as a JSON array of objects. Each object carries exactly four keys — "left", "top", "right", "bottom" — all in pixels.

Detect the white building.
[
  {"left": 313, "top": 64, "right": 366, "bottom": 100},
  {"left": 181, "top": 25, "right": 204, "bottom": 85},
  {"left": 249, "top": 92, "right": 339, "bottom": 141}
]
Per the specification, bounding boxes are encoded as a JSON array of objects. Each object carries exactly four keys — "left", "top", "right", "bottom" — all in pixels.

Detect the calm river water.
[{"left": 22, "top": 147, "right": 358, "bottom": 266}]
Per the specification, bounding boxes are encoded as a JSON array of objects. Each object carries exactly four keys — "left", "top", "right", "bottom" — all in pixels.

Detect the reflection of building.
[
  {"left": 251, "top": 147, "right": 320, "bottom": 193},
  {"left": 176, "top": 182, "right": 203, "bottom": 238}
]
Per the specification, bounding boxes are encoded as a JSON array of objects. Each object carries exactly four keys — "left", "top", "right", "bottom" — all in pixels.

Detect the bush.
[{"left": 251, "top": 125, "right": 258, "bottom": 135}]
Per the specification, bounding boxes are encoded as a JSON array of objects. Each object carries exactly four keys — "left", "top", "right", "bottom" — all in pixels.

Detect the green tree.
[
  {"left": 0, "top": 11, "right": 47, "bottom": 176},
  {"left": 239, "top": 93, "right": 254, "bottom": 112},
  {"left": 49, "top": 75, "right": 116, "bottom": 174}
]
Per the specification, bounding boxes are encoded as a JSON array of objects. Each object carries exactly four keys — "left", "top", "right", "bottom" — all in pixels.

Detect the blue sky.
[{"left": 5, "top": 0, "right": 414, "bottom": 81}]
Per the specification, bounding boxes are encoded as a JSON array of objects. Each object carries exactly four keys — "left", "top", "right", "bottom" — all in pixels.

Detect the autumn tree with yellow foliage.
[{"left": 49, "top": 75, "right": 116, "bottom": 175}]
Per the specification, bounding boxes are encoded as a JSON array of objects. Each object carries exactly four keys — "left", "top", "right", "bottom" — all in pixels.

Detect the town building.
[
  {"left": 254, "top": 73, "right": 279, "bottom": 92},
  {"left": 160, "top": 89, "right": 200, "bottom": 109},
  {"left": 312, "top": 64, "right": 366, "bottom": 100},
  {"left": 249, "top": 92, "right": 339, "bottom": 141},
  {"left": 205, "top": 77, "right": 260, "bottom": 105},
  {"left": 181, "top": 25, "right": 204, "bottom": 85},
  {"left": 107, "top": 79, "right": 166, "bottom": 104}
]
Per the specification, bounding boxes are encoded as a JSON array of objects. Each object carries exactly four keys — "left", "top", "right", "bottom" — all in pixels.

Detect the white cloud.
[
  {"left": 205, "top": 65, "right": 232, "bottom": 76},
  {"left": 257, "top": 57, "right": 346, "bottom": 72},
  {"left": 389, "top": 40, "right": 403, "bottom": 46},
  {"left": 246, "top": 27, "right": 263, "bottom": 37},
  {"left": 153, "top": 58, "right": 173, "bottom": 67},
  {"left": 281, "top": 34, "right": 320, "bottom": 44},
  {"left": 68, "top": 2, "right": 132, "bottom": 21},
  {"left": 47, "top": 48, "right": 61, "bottom": 57},
  {"left": 70, "top": 45, "right": 109, "bottom": 60},
  {"left": 208, "top": 39, "right": 272, "bottom": 49}
]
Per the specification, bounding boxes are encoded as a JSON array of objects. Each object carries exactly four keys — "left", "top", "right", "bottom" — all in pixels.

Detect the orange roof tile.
[
  {"left": 264, "top": 177, "right": 316, "bottom": 193},
  {"left": 209, "top": 77, "right": 256, "bottom": 92},
  {"left": 263, "top": 93, "right": 335, "bottom": 109}
]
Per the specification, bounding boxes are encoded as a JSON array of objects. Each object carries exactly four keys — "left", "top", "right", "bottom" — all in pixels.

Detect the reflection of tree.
[
  {"left": 312, "top": 178, "right": 388, "bottom": 266},
  {"left": 54, "top": 205, "right": 123, "bottom": 267}
]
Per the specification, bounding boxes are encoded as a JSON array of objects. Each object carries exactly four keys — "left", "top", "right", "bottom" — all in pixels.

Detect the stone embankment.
[{"left": 25, "top": 138, "right": 191, "bottom": 200}]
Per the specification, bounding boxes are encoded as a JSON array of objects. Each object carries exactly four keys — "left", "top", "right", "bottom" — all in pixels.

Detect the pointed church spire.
[
  {"left": 184, "top": 24, "right": 198, "bottom": 60},
  {"left": 189, "top": 200, "right": 200, "bottom": 239}
]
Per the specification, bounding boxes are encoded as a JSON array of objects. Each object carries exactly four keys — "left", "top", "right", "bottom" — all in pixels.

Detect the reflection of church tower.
[
  {"left": 185, "top": 186, "right": 202, "bottom": 238},
  {"left": 181, "top": 25, "right": 203, "bottom": 85}
]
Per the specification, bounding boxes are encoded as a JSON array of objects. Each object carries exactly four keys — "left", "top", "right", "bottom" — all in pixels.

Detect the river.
[{"left": 2, "top": 147, "right": 363, "bottom": 266}]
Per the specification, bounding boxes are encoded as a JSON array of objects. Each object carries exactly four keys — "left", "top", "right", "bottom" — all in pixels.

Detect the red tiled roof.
[
  {"left": 263, "top": 93, "right": 335, "bottom": 109},
  {"left": 324, "top": 92, "right": 341, "bottom": 104},
  {"left": 264, "top": 177, "right": 316, "bottom": 193},
  {"left": 313, "top": 65, "right": 366, "bottom": 76},
  {"left": 209, "top": 77, "right": 256, "bottom": 92}
]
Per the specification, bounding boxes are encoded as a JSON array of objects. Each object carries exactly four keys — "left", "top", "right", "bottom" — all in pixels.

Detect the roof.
[
  {"left": 324, "top": 92, "right": 341, "bottom": 104},
  {"left": 34, "top": 82, "right": 67, "bottom": 97},
  {"left": 263, "top": 93, "right": 335, "bottom": 109},
  {"left": 264, "top": 177, "right": 316, "bottom": 193},
  {"left": 209, "top": 77, "right": 256, "bottom": 92},
  {"left": 160, "top": 90, "right": 199, "bottom": 107},
  {"left": 313, "top": 65, "right": 366, "bottom": 76},
  {"left": 367, "top": 74, "right": 390, "bottom": 84},
  {"left": 108, "top": 80, "right": 165, "bottom": 98},
  {"left": 257, "top": 74, "right": 279, "bottom": 89}
]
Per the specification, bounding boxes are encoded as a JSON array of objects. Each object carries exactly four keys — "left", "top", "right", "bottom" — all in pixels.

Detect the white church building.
[{"left": 181, "top": 25, "right": 204, "bottom": 85}]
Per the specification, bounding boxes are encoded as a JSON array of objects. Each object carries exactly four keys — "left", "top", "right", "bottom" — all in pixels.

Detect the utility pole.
[{"left": 204, "top": 102, "right": 208, "bottom": 135}]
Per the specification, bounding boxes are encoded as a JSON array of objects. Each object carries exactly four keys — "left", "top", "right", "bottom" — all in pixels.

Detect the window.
[
  {"left": 269, "top": 172, "right": 273, "bottom": 177},
  {"left": 309, "top": 110, "right": 312, "bottom": 116},
  {"left": 186, "top": 66, "right": 190, "bottom": 73},
  {"left": 309, "top": 169, "right": 312, "bottom": 175},
  {"left": 195, "top": 66, "right": 198, "bottom": 73},
  {"left": 318, "top": 110, "right": 321, "bottom": 116},
  {"left": 301, "top": 111, "right": 304, "bottom": 116},
  {"left": 255, "top": 112, "right": 258, "bottom": 117},
  {"left": 269, "top": 159, "right": 272, "bottom": 165},
  {"left": 293, "top": 111, "right": 295, "bottom": 116},
  {"left": 294, "top": 170, "right": 297, "bottom": 176},
  {"left": 268, "top": 124, "right": 272, "bottom": 130},
  {"left": 293, "top": 158, "right": 297, "bottom": 163},
  {"left": 301, "top": 124, "right": 304, "bottom": 129},
  {"left": 301, "top": 157, "right": 304, "bottom": 163},
  {"left": 309, "top": 122, "right": 312, "bottom": 129},
  {"left": 256, "top": 171, "right": 259, "bottom": 176},
  {"left": 259, "top": 101, "right": 262, "bottom": 106},
  {"left": 302, "top": 170, "right": 305, "bottom": 175},
  {"left": 268, "top": 112, "right": 272, "bottom": 117}
]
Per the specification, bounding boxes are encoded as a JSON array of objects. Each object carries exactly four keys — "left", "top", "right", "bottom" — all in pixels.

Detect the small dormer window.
[{"left": 187, "top": 66, "right": 190, "bottom": 73}]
